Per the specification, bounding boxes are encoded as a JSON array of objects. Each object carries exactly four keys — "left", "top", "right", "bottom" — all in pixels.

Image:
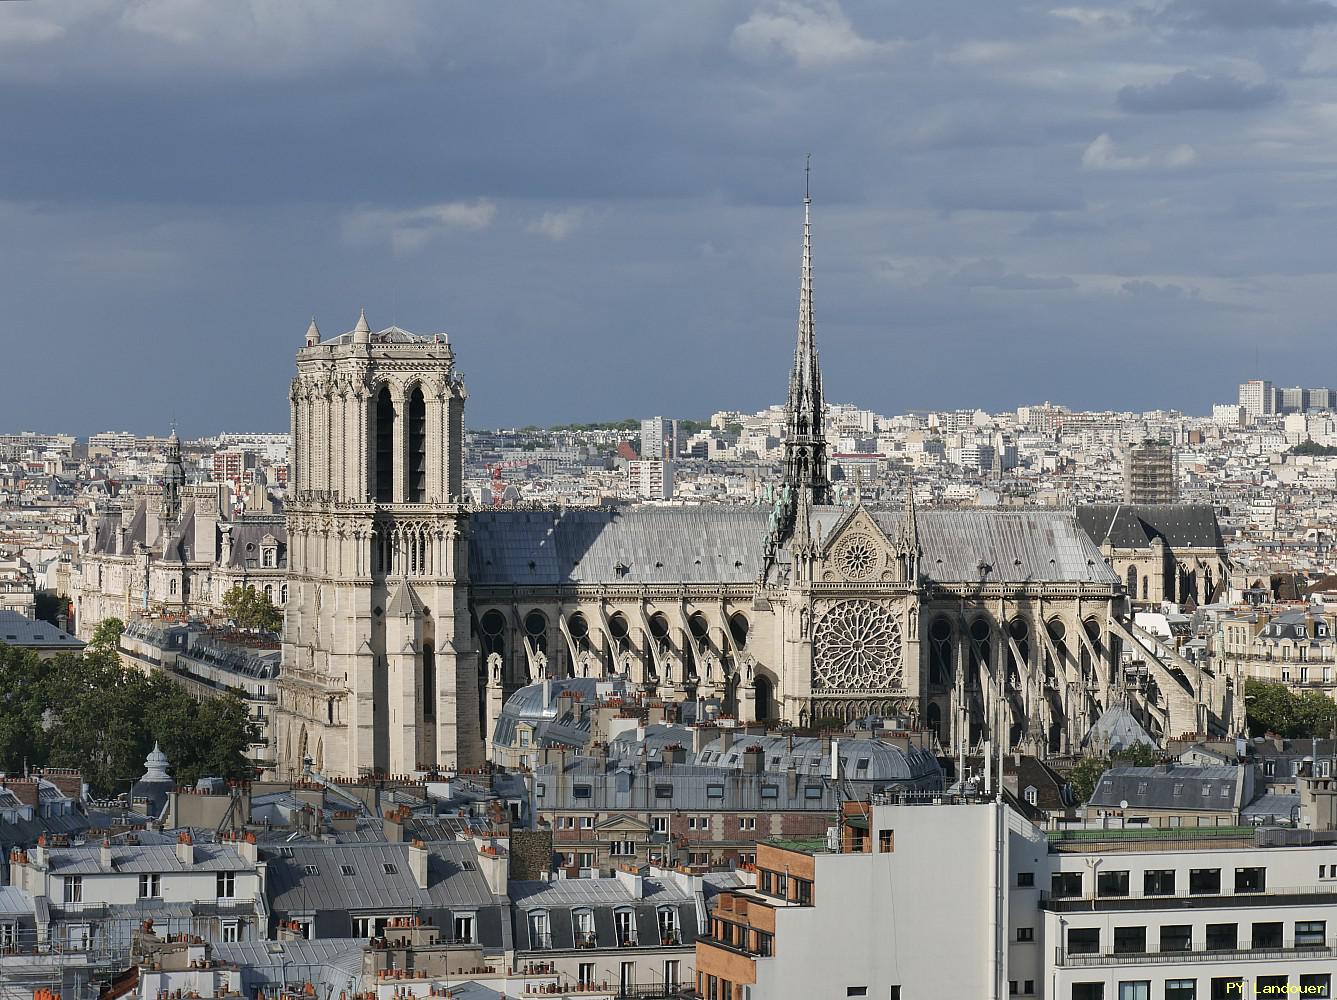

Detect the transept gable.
[{"left": 816, "top": 503, "right": 900, "bottom": 585}]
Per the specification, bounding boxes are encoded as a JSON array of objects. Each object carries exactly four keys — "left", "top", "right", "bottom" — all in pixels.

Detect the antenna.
[{"left": 805, "top": 153, "right": 811, "bottom": 203}]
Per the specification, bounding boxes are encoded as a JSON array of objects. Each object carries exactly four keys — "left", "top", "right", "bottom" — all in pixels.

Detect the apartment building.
[
  {"left": 1216, "top": 607, "right": 1337, "bottom": 692},
  {"left": 533, "top": 736, "right": 941, "bottom": 875},
  {"left": 694, "top": 794, "right": 1337, "bottom": 1000},
  {"left": 7, "top": 832, "right": 266, "bottom": 952}
]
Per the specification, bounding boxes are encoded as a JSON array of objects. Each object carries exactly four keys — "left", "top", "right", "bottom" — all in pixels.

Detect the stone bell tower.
[{"left": 275, "top": 311, "right": 481, "bottom": 779}]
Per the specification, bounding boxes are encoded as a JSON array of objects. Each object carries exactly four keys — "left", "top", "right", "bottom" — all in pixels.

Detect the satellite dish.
[{"left": 1120, "top": 799, "right": 1129, "bottom": 810}]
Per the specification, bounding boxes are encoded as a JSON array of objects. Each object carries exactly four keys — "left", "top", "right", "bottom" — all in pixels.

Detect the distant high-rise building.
[
  {"left": 1278, "top": 386, "right": 1309, "bottom": 414},
  {"left": 1309, "top": 388, "right": 1337, "bottom": 412},
  {"left": 639, "top": 416, "right": 677, "bottom": 461},
  {"left": 1122, "top": 440, "right": 1177, "bottom": 504},
  {"left": 1238, "top": 379, "right": 1276, "bottom": 418}
]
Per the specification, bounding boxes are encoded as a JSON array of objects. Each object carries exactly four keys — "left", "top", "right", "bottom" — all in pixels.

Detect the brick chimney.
[{"left": 176, "top": 831, "right": 194, "bottom": 866}]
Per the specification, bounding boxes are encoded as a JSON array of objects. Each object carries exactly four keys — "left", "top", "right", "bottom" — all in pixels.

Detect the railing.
[
  {"left": 574, "top": 931, "right": 597, "bottom": 948},
  {"left": 1058, "top": 939, "right": 1337, "bottom": 968},
  {"left": 1042, "top": 882, "right": 1337, "bottom": 909}
]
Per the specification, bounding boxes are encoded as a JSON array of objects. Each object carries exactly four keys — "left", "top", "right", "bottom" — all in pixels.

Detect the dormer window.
[
  {"left": 657, "top": 906, "right": 679, "bottom": 945},
  {"left": 615, "top": 908, "right": 636, "bottom": 946},
  {"left": 528, "top": 910, "right": 551, "bottom": 950}
]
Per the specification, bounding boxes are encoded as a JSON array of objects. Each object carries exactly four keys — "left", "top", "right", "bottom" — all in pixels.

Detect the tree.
[
  {"left": 1245, "top": 678, "right": 1337, "bottom": 738},
  {"left": 222, "top": 585, "right": 283, "bottom": 633},
  {"left": 88, "top": 617, "right": 125, "bottom": 652},
  {"left": 1068, "top": 757, "right": 1109, "bottom": 804},
  {"left": 0, "top": 641, "right": 260, "bottom": 797}
]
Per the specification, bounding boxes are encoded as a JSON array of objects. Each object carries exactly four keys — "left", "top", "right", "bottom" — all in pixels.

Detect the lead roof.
[{"left": 470, "top": 506, "right": 1118, "bottom": 586}]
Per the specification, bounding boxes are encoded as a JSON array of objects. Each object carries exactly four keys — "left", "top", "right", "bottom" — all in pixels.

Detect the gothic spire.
[
  {"left": 763, "top": 161, "right": 833, "bottom": 581},
  {"left": 782, "top": 155, "right": 831, "bottom": 507}
]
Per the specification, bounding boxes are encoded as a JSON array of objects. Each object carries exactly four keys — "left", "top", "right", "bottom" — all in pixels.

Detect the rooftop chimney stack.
[{"left": 408, "top": 839, "right": 429, "bottom": 890}]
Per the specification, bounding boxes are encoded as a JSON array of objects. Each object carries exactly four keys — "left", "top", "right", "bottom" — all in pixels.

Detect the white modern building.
[{"left": 696, "top": 794, "right": 1337, "bottom": 1000}]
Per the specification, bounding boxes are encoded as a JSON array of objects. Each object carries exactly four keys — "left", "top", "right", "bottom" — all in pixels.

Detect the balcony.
[
  {"left": 1041, "top": 883, "right": 1337, "bottom": 913},
  {"left": 574, "top": 931, "right": 598, "bottom": 949},
  {"left": 1057, "top": 938, "right": 1337, "bottom": 968}
]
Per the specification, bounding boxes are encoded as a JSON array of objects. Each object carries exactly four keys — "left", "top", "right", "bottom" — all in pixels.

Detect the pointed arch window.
[
  {"left": 422, "top": 642, "right": 436, "bottom": 721},
  {"left": 408, "top": 385, "right": 427, "bottom": 502},
  {"left": 374, "top": 385, "right": 394, "bottom": 503}
]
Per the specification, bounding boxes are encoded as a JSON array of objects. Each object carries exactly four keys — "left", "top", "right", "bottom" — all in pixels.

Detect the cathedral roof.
[
  {"left": 1075, "top": 503, "right": 1224, "bottom": 551},
  {"left": 880, "top": 509, "right": 1121, "bottom": 585},
  {"left": 469, "top": 507, "right": 766, "bottom": 585},
  {"left": 469, "top": 506, "right": 1119, "bottom": 586}
]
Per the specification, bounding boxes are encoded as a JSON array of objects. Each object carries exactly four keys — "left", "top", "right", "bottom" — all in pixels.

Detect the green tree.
[
  {"left": 1068, "top": 756, "right": 1109, "bottom": 804},
  {"left": 1244, "top": 678, "right": 1337, "bottom": 738},
  {"left": 0, "top": 640, "right": 260, "bottom": 797},
  {"left": 88, "top": 617, "right": 125, "bottom": 652},
  {"left": 222, "top": 585, "right": 283, "bottom": 632}
]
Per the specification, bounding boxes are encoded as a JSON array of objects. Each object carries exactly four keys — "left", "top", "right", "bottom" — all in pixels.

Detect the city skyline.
[{"left": 6, "top": 2, "right": 1337, "bottom": 432}]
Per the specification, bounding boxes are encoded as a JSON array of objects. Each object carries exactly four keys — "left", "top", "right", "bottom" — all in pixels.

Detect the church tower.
[{"left": 275, "top": 312, "right": 481, "bottom": 779}]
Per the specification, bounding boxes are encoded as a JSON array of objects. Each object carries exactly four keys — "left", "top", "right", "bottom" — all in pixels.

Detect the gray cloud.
[
  {"left": 950, "top": 259, "right": 1077, "bottom": 290},
  {"left": 1156, "top": 0, "right": 1337, "bottom": 30},
  {"left": 1117, "top": 71, "right": 1283, "bottom": 112},
  {"left": 1120, "top": 278, "right": 1199, "bottom": 301},
  {"left": 2, "top": 1, "right": 1337, "bottom": 430}
]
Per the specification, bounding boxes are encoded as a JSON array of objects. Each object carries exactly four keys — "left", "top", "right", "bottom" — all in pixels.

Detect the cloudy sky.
[{"left": 3, "top": 0, "right": 1337, "bottom": 434}]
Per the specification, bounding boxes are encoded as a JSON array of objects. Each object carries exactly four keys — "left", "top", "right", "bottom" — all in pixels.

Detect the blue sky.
[{"left": 3, "top": 0, "right": 1337, "bottom": 434}]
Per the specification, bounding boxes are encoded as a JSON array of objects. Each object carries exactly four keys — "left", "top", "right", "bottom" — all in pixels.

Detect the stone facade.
[
  {"left": 274, "top": 203, "right": 1237, "bottom": 780},
  {"left": 72, "top": 433, "right": 288, "bottom": 634},
  {"left": 276, "top": 314, "right": 479, "bottom": 779}
]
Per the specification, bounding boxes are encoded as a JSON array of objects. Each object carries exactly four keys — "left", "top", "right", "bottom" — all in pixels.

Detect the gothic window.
[
  {"left": 374, "top": 385, "right": 394, "bottom": 503},
  {"left": 928, "top": 617, "right": 953, "bottom": 686},
  {"left": 422, "top": 643, "right": 435, "bottom": 720},
  {"left": 1126, "top": 566, "right": 1138, "bottom": 600},
  {"left": 408, "top": 385, "right": 427, "bottom": 502},
  {"left": 728, "top": 612, "right": 749, "bottom": 649},
  {"left": 812, "top": 600, "right": 904, "bottom": 691},
  {"left": 648, "top": 612, "right": 670, "bottom": 640},
  {"left": 567, "top": 611, "right": 588, "bottom": 641},
  {"left": 524, "top": 611, "right": 548, "bottom": 655},
  {"left": 609, "top": 611, "right": 630, "bottom": 650},
  {"left": 1006, "top": 618, "right": 1030, "bottom": 680},
  {"left": 169, "top": 579, "right": 177, "bottom": 597},
  {"left": 968, "top": 617, "right": 992, "bottom": 676},
  {"left": 480, "top": 609, "right": 507, "bottom": 660},
  {"left": 1081, "top": 617, "right": 1101, "bottom": 679},
  {"left": 834, "top": 533, "right": 879, "bottom": 581},
  {"left": 1046, "top": 618, "right": 1067, "bottom": 674}
]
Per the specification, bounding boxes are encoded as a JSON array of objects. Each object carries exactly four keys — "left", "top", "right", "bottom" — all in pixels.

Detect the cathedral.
[{"left": 274, "top": 195, "right": 1240, "bottom": 780}]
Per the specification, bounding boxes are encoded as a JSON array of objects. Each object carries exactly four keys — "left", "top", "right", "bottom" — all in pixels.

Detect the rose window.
[
  {"left": 835, "top": 534, "right": 879, "bottom": 581},
  {"left": 813, "top": 600, "right": 903, "bottom": 691}
]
